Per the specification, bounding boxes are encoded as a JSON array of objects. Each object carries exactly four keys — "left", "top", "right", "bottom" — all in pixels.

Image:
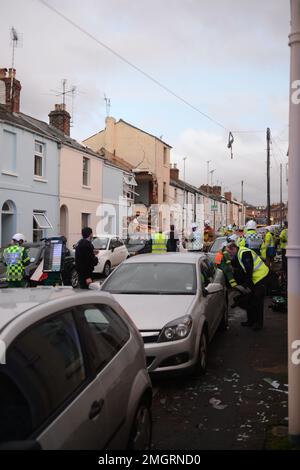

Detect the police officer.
[
  {"left": 226, "top": 241, "right": 269, "bottom": 331},
  {"left": 3, "top": 233, "right": 30, "bottom": 287}
]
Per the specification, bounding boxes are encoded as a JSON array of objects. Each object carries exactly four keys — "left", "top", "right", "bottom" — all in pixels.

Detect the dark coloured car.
[
  {"left": 125, "top": 237, "right": 152, "bottom": 257},
  {"left": 206, "top": 236, "right": 228, "bottom": 262},
  {"left": 0, "top": 240, "right": 78, "bottom": 288}
]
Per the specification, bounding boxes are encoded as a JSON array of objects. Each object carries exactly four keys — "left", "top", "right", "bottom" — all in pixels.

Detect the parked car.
[
  {"left": 0, "top": 287, "right": 152, "bottom": 450},
  {"left": 100, "top": 253, "right": 228, "bottom": 375},
  {"left": 124, "top": 236, "right": 152, "bottom": 257},
  {"left": 92, "top": 236, "right": 129, "bottom": 277},
  {"left": 206, "top": 236, "right": 227, "bottom": 262},
  {"left": 0, "top": 240, "right": 78, "bottom": 288}
]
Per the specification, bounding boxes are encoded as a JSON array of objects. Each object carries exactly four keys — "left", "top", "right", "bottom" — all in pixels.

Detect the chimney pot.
[{"left": 0, "top": 67, "right": 21, "bottom": 112}]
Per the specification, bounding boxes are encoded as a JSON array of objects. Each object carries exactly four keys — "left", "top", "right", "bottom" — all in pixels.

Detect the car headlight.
[{"left": 158, "top": 315, "right": 192, "bottom": 342}]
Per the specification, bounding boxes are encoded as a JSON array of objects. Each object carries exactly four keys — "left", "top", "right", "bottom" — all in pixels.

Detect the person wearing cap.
[
  {"left": 226, "top": 241, "right": 269, "bottom": 331},
  {"left": 189, "top": 222, "right": 203, "bottom": 251},
  {"left": 3, "top": 234, "right": 30, "bottom": 287}
]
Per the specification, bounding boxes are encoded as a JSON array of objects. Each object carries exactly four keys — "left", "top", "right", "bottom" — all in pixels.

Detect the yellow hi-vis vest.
[
  {"left": 152, "top": 232, "right": 167, "bottom": 253},
  {"left": 237, "top": 247, "right": 269, "bottom": 285}
]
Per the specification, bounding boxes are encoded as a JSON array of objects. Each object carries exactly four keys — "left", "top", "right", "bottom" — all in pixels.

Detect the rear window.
[{"left": 102, "top": 262, "right": 196, "bottom": 295}]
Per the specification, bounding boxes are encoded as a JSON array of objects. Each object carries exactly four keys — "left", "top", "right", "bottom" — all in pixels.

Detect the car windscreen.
[
  {"left": 102, "top": 262, "right": 196, "bottom": 294},
  {"left": 210, "top": 237, "right": 227, "bottom": 253},
  {"left": 92, "top": 238, "right": 109, "bottom": 250},
  {"left": 28, "top": 246, "right": 42, "bottom": 262}
]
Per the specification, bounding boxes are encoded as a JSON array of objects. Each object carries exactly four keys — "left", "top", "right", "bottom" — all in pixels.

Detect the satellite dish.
[{"left": 0, "top": 81, "right": 6, "bottom": 105}]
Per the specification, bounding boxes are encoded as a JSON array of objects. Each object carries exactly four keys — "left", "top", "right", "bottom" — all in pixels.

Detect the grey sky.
[{"left": 1, "top": 0, "right": 290, "bottom": 205}]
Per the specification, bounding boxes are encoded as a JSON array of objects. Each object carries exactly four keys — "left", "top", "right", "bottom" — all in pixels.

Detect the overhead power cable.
[{"left": 38, "top": 0, "right": 267, "bottom": 136}]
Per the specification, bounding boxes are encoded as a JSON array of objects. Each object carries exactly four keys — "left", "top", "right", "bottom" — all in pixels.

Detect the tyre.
[
  {"left": 103, "top": 261, "right": 111, "bottom": 277},
  {"left": 127, "top": 399, "right": 152, "bottom": 450},
  {"left": 194, "top": 329, "right": 208, "bottom": 376}
]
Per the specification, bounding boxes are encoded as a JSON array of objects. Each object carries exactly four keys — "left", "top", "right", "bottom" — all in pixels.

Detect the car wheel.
[
  {"left": 194, "top": 329, "right": 208, "bottom": 376},
  {"left": 127, "top": 399, "right": 152, "bottom": 451},
  {"left": 103, "top": 261, "right": 111, "bottom": 277}
]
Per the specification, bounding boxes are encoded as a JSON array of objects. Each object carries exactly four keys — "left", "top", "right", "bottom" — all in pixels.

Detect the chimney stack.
[
  {"left": 224, "top": 191, "right": 232, "bottom": 201},
  {"left": 170, "top": 163, "right": 179, "bottom": 181},
  {"left": 0, "top": 67, "right": 21, "bottom": 113},
  {"left": 49, "top": 103, "right": 71, "bottom": 136}
]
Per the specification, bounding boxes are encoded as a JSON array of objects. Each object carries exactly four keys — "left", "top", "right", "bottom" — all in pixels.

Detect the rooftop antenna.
[
  {"left": 9, "top": 27, "right": 22, "bottom": 104},
  {"left": 70, "top": 85, "right": 76, "bottom": 127},
  {"left": 50, "top": 79, "right": 78, "bottom": 123},
  {"left": 104, "top": 94, "right": 111, "bottom": 117}
]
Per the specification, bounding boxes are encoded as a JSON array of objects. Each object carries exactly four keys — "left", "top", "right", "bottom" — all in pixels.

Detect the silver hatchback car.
[
  {"left": 101, "top": 253, "right": 228, "bottom": 375},
  {"left": 0, "top": 287, "right": 152, "bottom": 450}
]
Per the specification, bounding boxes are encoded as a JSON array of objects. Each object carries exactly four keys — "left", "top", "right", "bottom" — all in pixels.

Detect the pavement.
[{"left": 151, "top": 292, "right": 288, "bottom": 450}]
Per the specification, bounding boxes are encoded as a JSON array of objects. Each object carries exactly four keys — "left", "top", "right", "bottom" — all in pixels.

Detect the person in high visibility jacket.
[
  {"left": 238, "top": 220, "right": 262, "bottom": 255},
  {"left": 279, "top": 221, "right": 288, "bottom": 273},
  {"left": 151, "top": 229, "right": 168, "bottom": 253},
  {"left": 264, "top": 227, "right": 275, "bottom": 268},
  {"left": 226, "top": 242, "right": 269, "bottom": 330},
  {"left": 215, "top": 242, "right": 237, "bottom": 288},
  {"left": 3, "top": 233, "right": 30, "bottom": 287}
]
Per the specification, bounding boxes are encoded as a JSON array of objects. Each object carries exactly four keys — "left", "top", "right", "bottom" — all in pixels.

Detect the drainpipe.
[{"left": 288, "top": 0, "right": 300, "bottom": 445}]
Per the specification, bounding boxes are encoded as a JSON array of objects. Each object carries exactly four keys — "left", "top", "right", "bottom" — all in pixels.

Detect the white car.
[
  {"left": 92, "top": 236, "right": 129, "bottom": 277},
  {"left": 100, "top": 253, "right": 228, "bottom": 375},
  {"left": 0, "top": 287, "right": 152, "bottom": 450}
]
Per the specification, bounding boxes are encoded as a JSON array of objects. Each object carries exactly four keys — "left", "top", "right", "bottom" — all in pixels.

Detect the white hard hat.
[
  {"left": 12, "top": 233, "right": 25, "bottom": 242},
  {"left": 246, "top": 220, "right": 257, "bottom": 230},
  {"left": 227, "top": 234, "right": 238, "bottom": 242},
  {"left": 191, "top": 222, "right": 198, "bottom": 229},
  {"left": 204, "top": 220, "right": 210, "bottom": 225},
  {"left": 227, "top": 224, "right": 232, "bottom": 230}
]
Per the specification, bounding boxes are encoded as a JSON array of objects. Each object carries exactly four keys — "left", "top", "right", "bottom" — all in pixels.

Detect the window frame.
[
  {"left": 82, "top": 156, "right": 90, "bottom": 186},
  {"left": 34, "top": 141, "right": 45, "bottom": 178}
]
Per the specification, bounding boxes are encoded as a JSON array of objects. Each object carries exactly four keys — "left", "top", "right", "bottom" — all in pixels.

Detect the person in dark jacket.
[
  {"left": 226, "top": 242, "right": 269, "bottom": 331},
  {"left": 75, "top": 227, "right": 98, "bottom": 289},
  {"left": 166, "top": 225, "right": 179, "bottom": 252}
]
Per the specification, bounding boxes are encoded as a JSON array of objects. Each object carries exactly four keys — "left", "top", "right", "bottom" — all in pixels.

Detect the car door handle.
[{"left": 89, "top": 399, "right": 104, "bottom": 420}]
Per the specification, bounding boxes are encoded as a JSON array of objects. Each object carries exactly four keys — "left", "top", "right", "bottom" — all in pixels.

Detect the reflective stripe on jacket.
[
  {"left": 237, "top": 246, "right": 269, "bottom": 285},
  {"left": 215, "top": 250, "right": 237, "bottom": 287},
  {"left": 152, "top": 232, "right": 168, "bottom": 253}
]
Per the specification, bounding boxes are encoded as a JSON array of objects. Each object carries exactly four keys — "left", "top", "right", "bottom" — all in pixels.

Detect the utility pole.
[
  {"left": 288, "top": 0, "right": 300, "bottom": 445},
  {"left": 241, "top": 180, "right": 244, "bottom": 204},
  {"left": 209, "top": 169, "right": 216, "bottom": 186},
  {"left": 280, "top": 163, "right": 283, "bottom": 226},
  {"left": 267, "top": 127, "right": 271, "bottom": 224}
]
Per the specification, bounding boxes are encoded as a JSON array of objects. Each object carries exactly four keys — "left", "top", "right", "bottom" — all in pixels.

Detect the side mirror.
[{"left": 203, "top": 282, "right": 224, "bottom": 297}]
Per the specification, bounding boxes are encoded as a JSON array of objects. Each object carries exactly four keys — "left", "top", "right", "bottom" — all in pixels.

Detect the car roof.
[
  {"left": 123, "top": 252, "right": 206, "bottom": 264},
  {"left": 0, "top": 287, "right": 112, "bottom": 332}
]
